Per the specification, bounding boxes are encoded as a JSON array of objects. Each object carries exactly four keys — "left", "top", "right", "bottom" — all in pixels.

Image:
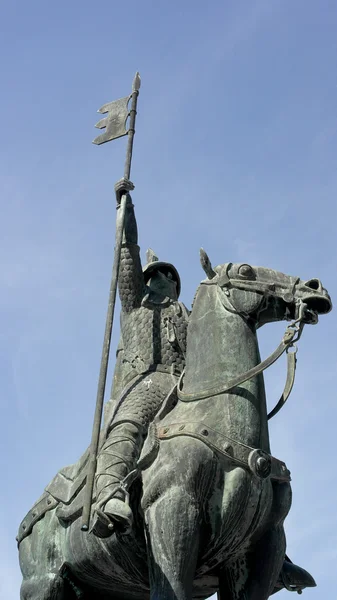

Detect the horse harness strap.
[
  {"left": 177, "top": 323, "right": 301, "bottom": 416},
  {"left": 17, "top": 493, "right": 59, "bottom": 546},
  {"left": 158, "top": 422, "right": 291, "bottom": 483},
  {"left": 267, "top": 348, "right": 297, "bottom": 420}
]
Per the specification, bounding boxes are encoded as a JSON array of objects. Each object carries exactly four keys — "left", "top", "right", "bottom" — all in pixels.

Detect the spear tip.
[{"left": 133, "top": 72, "right": 141, "bottom": 92}]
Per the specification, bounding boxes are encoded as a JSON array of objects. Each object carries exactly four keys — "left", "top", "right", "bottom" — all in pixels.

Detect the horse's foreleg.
[
  {"left": 145, "top": 486, "right": 200, "bottom": 600},
  {"left": 19, "top": 510, "right": 70, "bottom": 600},
  {"left": 244, "top": 481, "right": 291, "bottom": 600},
  {"left": 218, "top": 556, "right": 250, "bottom": 600},
  {"left": 218, "top": 526, "right": 285, "bottom": 600},
  {"left": 20, "top": 573, "right": 67, "bottom": 600},
  {"left": 142, "top": 436, "right": 215, "bottom": 600},
  {"left": 246, "top": 525, "right": 286, "bottom": 600}
]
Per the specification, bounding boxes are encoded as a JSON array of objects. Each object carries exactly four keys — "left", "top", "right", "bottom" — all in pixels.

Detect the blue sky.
[{"left": 1, "top": 1, "right": 337, "bottom": 598}]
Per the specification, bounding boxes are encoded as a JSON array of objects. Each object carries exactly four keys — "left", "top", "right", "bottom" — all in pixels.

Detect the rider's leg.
[
  {"left": 93, "top": 420, "right": 144, "bottom": 537},
  {"left": 93, "top": 373, "right": 173, "bottom": 538}
]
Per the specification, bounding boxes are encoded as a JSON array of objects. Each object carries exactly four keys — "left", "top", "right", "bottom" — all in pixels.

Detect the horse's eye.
[{"left": 238, "top": 264, "right": 255, "bottom": 279}]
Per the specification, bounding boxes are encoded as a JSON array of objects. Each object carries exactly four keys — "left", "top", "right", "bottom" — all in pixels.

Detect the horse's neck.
[{"left": 183, "top": 284, "right": 270, "bottom": 452}]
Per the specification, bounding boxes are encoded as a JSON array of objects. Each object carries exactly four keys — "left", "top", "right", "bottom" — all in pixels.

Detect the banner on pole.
[{"left": 93, "top": 95, "right": 130, "bottom": 145}]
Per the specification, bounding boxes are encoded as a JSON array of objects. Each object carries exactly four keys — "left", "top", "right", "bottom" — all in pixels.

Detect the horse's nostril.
[{"left": 305, "top": 279, "right": 320, "bottom": 290}]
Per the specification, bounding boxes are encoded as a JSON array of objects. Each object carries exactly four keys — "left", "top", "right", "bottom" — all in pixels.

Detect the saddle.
[{"left": 17, "top": 448, "right": 91, "bottom": 545}]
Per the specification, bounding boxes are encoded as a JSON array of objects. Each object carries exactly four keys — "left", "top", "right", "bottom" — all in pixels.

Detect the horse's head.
[{"left": 200, "top": 253, "right": 332, "bottom": 327}]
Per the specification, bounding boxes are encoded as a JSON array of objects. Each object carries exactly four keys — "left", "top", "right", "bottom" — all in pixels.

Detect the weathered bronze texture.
[
  {"left": 18, "top": 252, "right": 331, "bottom": 599},
  {"left": 17, "top": 76, "right": 331, "bottom": 600}
]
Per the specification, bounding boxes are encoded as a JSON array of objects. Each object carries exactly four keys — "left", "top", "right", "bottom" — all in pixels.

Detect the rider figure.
[{"left": 92, "top": 178, "right": 189, "bottom": 538}]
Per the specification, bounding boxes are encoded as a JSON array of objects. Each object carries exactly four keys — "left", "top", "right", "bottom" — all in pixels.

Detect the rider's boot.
[
  {"left": 275, "top": 557, "right": 316, "bottom": 594},
  {"left": 92, "top": 421, "right": 144, "bottom": 538}
]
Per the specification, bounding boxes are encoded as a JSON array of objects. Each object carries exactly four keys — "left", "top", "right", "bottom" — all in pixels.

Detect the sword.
[{"left": 81, "top": 72, "right": 141, "bottom": 531}]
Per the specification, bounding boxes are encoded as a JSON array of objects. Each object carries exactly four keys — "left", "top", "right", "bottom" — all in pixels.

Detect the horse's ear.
[
  {"left": 146, "top": 248, "right": 159, "bottom": 263},
  {"left": 200, "top": 248, "right": 216, "bottom": 279}
]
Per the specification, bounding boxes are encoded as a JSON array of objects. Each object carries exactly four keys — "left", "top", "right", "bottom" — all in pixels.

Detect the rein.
[{"left": 177, "top": 319, "right": 305, "bottom": 420}]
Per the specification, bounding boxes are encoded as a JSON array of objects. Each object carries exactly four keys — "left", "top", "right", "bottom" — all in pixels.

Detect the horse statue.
[{"left": 18, "top": 258, "right": 331, "bottom": 600}]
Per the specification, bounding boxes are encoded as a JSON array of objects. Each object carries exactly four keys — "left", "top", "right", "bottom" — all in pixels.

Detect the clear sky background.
[{"left": 1, "top": 1, "right": 337, "bottom": 599}]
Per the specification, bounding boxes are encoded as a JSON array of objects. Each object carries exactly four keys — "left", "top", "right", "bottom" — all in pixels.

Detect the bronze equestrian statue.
[{"left": 17, "top": 179, "right": 331, "bottom": 600}]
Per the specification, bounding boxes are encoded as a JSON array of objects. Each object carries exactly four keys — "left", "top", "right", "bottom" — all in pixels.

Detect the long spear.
[{"left": 81, "top": 72, "right": 141, "bottom": 531}]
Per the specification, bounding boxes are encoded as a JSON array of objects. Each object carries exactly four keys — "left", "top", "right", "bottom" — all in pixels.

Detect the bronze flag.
[{"left": 93, "top": 95, "right": 130, "bottom": 145}]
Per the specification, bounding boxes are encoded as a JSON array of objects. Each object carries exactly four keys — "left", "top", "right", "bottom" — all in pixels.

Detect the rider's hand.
[{"left": 114, "top": 178, "right": 135, "bottom": 206}]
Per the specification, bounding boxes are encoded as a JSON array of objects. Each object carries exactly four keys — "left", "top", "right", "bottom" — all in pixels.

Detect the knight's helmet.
[{"left": 143, "top": 248, "right": 181, "bottom": 298}]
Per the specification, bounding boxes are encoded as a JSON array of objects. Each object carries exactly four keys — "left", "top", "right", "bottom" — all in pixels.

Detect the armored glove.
[{"left": 115, "top": 178, "right": 135, "bottom": 206}]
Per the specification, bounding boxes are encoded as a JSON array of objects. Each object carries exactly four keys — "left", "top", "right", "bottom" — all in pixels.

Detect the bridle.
[{"left": 177, "top": 271, "right": 309, "bottom": 419}]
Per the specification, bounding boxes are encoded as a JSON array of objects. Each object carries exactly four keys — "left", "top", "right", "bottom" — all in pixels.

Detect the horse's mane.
[{"left": 191, "top": 283, "right": 202, "bottom": 311}]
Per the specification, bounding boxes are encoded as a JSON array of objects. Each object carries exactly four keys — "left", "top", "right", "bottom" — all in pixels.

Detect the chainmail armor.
[
  {"left": 120, "top": 300, "right": 187, "bottom": 384},
  {"left": 118, "top": 243, "right": 145, "bottom": 312},
  {"left": 117, "top": 227, "right": 188, "bottom": 385},
  {"left": 110, "top": 371, "right": 176, "bottom": 428}
]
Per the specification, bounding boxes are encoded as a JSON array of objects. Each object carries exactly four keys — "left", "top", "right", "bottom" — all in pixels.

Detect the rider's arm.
[{"left": 118, "top": 193, "right": 145, "bottom": 312}]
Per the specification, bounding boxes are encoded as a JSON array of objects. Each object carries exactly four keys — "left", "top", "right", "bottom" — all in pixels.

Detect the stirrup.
[
  {"left": 105, "top": 497, "right": 133, "bottom": 533},
  {"left": 92, "top": 473, "right": 137, "bottom": 538},
  {"left": 91, "top": 509, "right": 116, "bottom": 538},
  {"left": 91, "top": 500, "right": 133, "bottom": 538},
  {"left": 92, "top": 483, "right": 134, "bottom": 538}
]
